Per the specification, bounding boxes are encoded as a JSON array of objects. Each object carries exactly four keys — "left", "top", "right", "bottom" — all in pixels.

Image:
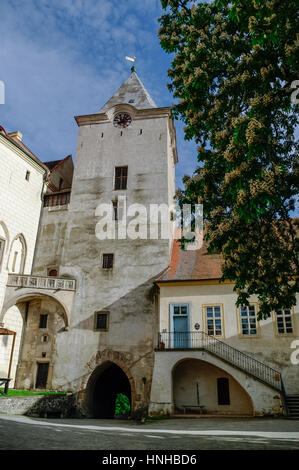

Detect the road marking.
[
  {"left": 0, "top": 415, "right": 298, "bottom": 441},
  {"left": 144, "top": 435, "right": 165, "bottom": 439}
]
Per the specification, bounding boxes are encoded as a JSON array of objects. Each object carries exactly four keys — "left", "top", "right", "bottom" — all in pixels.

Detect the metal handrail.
[{"left": 158, "top": 330, "right": 282, "bottom": 391}]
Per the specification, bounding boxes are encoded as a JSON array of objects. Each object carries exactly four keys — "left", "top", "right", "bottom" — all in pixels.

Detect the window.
[
  {"left": 275, "top": 309, "right": 294, "bottom": 335},
  {"left": 112, "top": 200, "right": 118, "bottom": 220},
  {"left": 0, "top": 237, "right": 5, "bottom": 269},
  {"left": 205, "top": 305, "right": 222, "bottom": 336},
  {"left": 25, "top": 170, "right": 30, "bottom": 181},
  {"left": 102, "top": 253, "right": 114, "bottom": 269},
  {"left": 94, "top": 312, "right": 109, "bottom": 331},
  {"left": 58, "top": 177, "right": 63, "bottom": 191},
  {"left": 42, "top": 335, "right": 48, "bottom": 343},
  {"left": 240, "top": 305, "right": 258, "bottom": 335},
  {"left": 39, "top": 314, "right": 48, "bottom": 329},
  {"left": 114, "top": 166, "right": 128, "bottom": 190},
  {"left": 47, "top": 268, "right": 58, "bottom": 277},
  {"left": 217, "top": 378, "right": 230, "bottom": 405},
  {"left": 44, "top": 192, "right": 71, "bottom": 207}
]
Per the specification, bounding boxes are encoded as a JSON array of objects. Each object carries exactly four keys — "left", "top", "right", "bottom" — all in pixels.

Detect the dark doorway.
[
  {"left": 217, "top": 377, "right": 230, "bottom": 405},
  {"left": 36, "top": 362, "right": 49, "bottom": 389},
  {"left": 91, "top": 362, "right": 131, "bottom": 418}
]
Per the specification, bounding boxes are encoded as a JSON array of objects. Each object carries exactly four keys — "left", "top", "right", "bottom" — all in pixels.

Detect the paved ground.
[{"left": 0, "top": 414, "right": 298, "bottom": 450}]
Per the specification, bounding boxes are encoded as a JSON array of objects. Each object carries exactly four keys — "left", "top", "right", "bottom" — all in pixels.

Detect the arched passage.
[
  {"left": 0, "top": 293, "right": 69, "bottom": 390},
  {"left": 87, "top": 361, "right": 132, "bottom": 418},
  {"left": 172, "top": 358, "right": 254, "bottom": 416}
]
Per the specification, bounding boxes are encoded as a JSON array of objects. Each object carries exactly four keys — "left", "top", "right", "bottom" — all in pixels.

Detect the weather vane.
[{"left": 125, "top": 56, "right": 136, "bottom": 72}]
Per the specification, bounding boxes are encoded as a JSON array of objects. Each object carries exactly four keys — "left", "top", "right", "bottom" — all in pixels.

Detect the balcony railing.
[
  {"left": 157, "top": 331, "right": 282, "bottom": 391},
  {"left": 7, "top": 274, "right": 76, "bottom": 291},
  {"left": 44, "top": 191, "right": 71, "bottom": 207}
]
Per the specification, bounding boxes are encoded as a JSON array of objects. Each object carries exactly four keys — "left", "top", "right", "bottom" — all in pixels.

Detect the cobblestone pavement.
[{"left": 0, "top": 414, "right": 298, "bottom": 450}]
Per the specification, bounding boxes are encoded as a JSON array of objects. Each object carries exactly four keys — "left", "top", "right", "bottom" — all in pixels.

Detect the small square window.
[
  {"left": 25, "top": 170, "right": 30, "bottom": 181},
  {"left": 102, "top": 253, "right": 114, "bottom": 269},
  {"left": 47, "top": 268, "right": 58, "bottom": 277},
  {"left": 94, "top": 312, "right": 109, "bottom": 331}
]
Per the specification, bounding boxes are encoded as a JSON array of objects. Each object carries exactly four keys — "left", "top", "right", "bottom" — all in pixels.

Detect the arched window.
[{"left": 8, "top": 234, "right": 27, "bottom": 274}]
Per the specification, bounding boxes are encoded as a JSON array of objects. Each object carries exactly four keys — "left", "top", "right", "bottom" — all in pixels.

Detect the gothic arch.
[
  {"left": 0, "top": 292, "right": 70, "bottom": 328},
  {"left": 7, "top": 233, "right": 27, "bottom": 274},
  {"left": 0, "top": 221, "right": 10, "bottom": 252}
]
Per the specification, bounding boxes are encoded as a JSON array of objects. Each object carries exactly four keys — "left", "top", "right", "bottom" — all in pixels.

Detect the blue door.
[{"left": 170, "top": 304, "right": 190, "bottom": 348}]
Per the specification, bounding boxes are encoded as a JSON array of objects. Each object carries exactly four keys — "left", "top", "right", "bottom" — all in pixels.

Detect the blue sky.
[{"left": 0, "top": 0, "right": 198, "bottom": 188}]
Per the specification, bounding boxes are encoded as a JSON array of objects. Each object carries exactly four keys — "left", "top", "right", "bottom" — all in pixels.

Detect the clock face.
[{"left": 113, "top": 112, "right": 132, "bottom": 128}]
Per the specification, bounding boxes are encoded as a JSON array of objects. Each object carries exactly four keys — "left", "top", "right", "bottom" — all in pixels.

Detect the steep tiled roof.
[
  {"left": 44, "top": 159, "right": 63, "bottom": 171},
  {"left": 157, "top": 239, "right": 223, "bottom": 282},
  {"left": 157, "top": 218, "right": 299, "bottom": 283}
]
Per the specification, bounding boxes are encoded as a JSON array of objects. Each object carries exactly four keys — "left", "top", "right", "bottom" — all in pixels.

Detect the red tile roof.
[
  {"left": 157, "top": 218, "right": 299, "bottom": 283},
  {"left": 44, "top": 155, "right": 72, "bottom": 172},
  {"left": 157, "top": 238, "right": 223, "bottom": 282}
]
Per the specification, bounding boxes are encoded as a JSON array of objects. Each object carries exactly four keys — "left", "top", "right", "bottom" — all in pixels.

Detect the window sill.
[{"left": 47, "top": 205, "right": 68, "bottom": 212}]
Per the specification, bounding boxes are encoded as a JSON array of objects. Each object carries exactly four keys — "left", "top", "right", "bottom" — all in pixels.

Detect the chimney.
[{"left": 8, "top": 130, "right": 23, "bottom": 142}]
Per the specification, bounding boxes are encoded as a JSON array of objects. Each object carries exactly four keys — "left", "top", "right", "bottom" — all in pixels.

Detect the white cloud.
[{"left": 0, "top": 0, "right": 198, "bottom": 191}]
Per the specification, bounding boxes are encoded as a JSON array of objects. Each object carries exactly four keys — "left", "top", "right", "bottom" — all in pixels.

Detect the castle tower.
[
  {"left": 15, "top": 70, "right": 177, "bottom": 417},
  {"left": 61, "top": 70, "right": 178, "bottom": 415},
  {"left": 8, "top": 71, "right": 177, "bottom": 416}
]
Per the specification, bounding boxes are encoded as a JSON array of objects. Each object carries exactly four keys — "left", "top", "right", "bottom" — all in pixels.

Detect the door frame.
[{"left": 169, "top": 303, "right": 191, "bottom": 348}]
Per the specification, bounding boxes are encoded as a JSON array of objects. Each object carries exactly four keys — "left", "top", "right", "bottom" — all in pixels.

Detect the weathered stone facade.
[{"left": 1, "top": 72, "right": 177, "bottom": 417}]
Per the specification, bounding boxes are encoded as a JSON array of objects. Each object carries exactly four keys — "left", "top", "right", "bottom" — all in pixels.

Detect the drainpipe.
[{"left": 31, "top": 172, "right": 49, "bottom": 273}]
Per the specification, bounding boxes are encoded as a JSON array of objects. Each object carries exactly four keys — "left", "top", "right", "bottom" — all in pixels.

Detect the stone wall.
[{"left": 0, "top": 393, "right": 77, "bottom": 417}]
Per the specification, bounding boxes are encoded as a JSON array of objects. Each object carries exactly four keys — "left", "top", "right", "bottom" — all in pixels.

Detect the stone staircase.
[{"left": 285, "top": 395, "right": 299, "bottom": 419}]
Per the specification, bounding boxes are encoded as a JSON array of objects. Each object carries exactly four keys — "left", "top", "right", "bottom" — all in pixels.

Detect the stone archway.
[
  {"left": 172, "top": 358, "right": 254, "bottom": 416},
  {"left": 86, "top": 361, "right": 132, "bottom": 418},
  {"left": 0, "top": 293, "right": 69, "bottom": 390}
]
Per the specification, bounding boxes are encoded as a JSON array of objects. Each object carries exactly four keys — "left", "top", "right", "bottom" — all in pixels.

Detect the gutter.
[{"left": 0, "top": 131, "right": 49, "bottom": 175}]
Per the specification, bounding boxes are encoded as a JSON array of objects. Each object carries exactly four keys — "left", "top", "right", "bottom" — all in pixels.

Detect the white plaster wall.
[
  {"left": 0, "top": 304, "right": 24, "bottom": 387},
  {"left": 149, "top": 350, "right": 283, "bottom": 416},
  {"left": 173, "top": 358, "right": 253, "bottom": 415},
  {"left": 158, "top": 284, "right": 299, "bottom": 395},
  {"left": 0, "top": 136, "right": 45, "bottom": 314}
]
